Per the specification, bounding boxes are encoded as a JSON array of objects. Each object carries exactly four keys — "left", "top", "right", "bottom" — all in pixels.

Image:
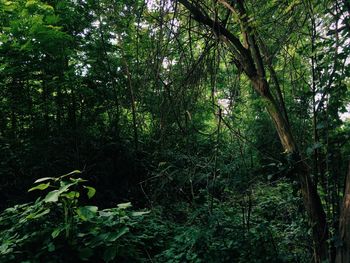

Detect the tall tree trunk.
[
  {"left": 252, "top": 77, "right": 329, "bottom": 262},
  {"left": 335, "top": 162, "right": 350, "bottom": 263}
]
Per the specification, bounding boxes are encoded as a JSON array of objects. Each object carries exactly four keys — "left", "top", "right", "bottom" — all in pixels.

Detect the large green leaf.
[
  {"left": 44, "top": 190, "right": 60, "bottom": 203},
  {"left": 28, "top": 182, "right": 50, "bottom": 192},
  {"left": 43, "top": 182, "right": 75, "bottom": 202},
  {"left": 76, "top": 206, "right": 98, "bottom": 221}
]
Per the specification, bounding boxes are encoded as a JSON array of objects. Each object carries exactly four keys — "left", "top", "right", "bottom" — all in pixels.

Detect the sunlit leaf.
[
  {"left": 117, "top": 202, "right": 131, "bottom": 209},
  {"left": 34, "top": 177, "right": 54, "bottom": 183},
  {"left": 84, "top": 186, "right": 96, "bottom": 199},
  {"left": 28, "top": 182, "right": 50, "bottom": 192},
  {"left": 60, "top": 170, "right": 82, "bottom": 179},
  {"left": 44, "top": 190, "right": 60, "bottom": 203}
]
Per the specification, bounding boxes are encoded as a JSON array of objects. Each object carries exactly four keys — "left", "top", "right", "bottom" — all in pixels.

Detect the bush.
[
  {"left": 0, "top": 171, "right": 311, "bottom": 262},
  {"left": 0, "top": 171, "right": 153, "bottom": 263}
]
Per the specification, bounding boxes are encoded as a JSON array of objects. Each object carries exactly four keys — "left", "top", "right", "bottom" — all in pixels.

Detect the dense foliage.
[{"left": 0, "top": 0, "right": 349, "bottom": 262}]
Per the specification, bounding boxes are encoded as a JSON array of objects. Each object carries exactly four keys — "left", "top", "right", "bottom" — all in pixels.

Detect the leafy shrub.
[
  {"left": 0, "top": 170, "right": 152, "bottom": 263},
  {"left": 0, "top": 170, "right": 311, "bottom": 262},
  {"left": 155, "top": 181, "right": 310, "bottom": 263}
]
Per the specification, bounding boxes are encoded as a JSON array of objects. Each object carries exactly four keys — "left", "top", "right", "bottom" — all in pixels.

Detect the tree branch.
[{"left": 177, "top": 0, "right": 257, "bottom": 77}]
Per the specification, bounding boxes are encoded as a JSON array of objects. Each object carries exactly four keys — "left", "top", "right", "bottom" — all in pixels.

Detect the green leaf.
[
  {"left": 26, "top": 208, "right": 50, "bottom": 219},
  {"left": 51, "top": 227, "right": 63, "bottom": 238},
  {"left": 60, "top": 170, "right": 82, "bottom": 179},
  {"left": 62, "top": 191, "right": 79, "bottom": 199},
  {"left": 47, "top": 242, "right": 55, "bottom": 252},
  {"left": 107, "top": 226, "right": 129, "bottom": 242},
  {"left": 84, "top": 186, "right": 96, "bottom": 199},
  {"left": 131, "top": 211, "right": 150, "bottom": 217},
  {"left": 44, "top": 190, "right": 60, "bottom": 203},
  {"left": 34, "top": 177, "right": 55, "bottom": 183},
  {"left": 28, "top": 182, "right": 50, "bottom": 192},
  {"left": 76, "top": 206, "right": 98, "bottom": 221},
  {"left": 117, "top": 202, "right": 131, "bottom": 209},
  {"left": 284, "top": 0, "right": 301, "bottom": 14},
  {"left": 69, "top": 177, "right": 87, "bottom": 183},
  {"left": 57, "top": 182, "right": 76, "bottom": 193}
]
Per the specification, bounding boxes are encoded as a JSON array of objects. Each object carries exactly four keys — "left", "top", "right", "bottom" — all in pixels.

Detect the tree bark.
[{"left": 335, "top": 162, "right": 350, "bottom": 263}]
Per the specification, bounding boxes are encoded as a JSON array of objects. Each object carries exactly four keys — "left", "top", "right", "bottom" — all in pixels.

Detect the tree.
[{"left": 174, "top": 0, "right": 349, "bottom": 262}]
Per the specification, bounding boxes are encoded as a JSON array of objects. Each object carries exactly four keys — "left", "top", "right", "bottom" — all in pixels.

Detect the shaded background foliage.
[{"left": 0, "top": 0, "right": 350, "bottom": 262}]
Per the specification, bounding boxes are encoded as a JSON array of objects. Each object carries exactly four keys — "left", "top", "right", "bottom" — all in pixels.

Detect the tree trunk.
[
  {"left": 252, "top": 77, "right": 329, "bottom": 263},
  {"left": 335, "top": 162, "right": 350, "bottom": 263}
]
